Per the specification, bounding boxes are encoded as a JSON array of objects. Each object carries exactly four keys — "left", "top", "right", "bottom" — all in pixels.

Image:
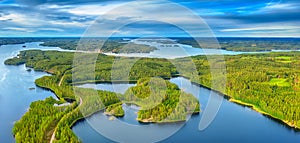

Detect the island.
[
  {"left": 40, "top": 38, "right": 157, "bottom": 53},
  {"left": 176, "top": 37, "right": 300, "bottom": 52},
  {"left": 6, "top": 50, "right": 200, "bottom": 143},
  {"left": 4, "top": 41, "right": 300, "bottom": 142}
]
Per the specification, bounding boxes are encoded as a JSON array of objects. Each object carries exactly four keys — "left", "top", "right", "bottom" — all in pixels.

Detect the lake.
[
  {"left": 0, "top": 42, "right": 73, "bottom": 143},
  {"left": 104, "top": 39, "right": 248, "bottom": 59},
  {"left": 73, "top": 77, "right": 300, "bottom": 143},
  {"left": 0, "top": 42, "right": 299, "bottom": 143},
  {"left": 104, "top": 39, "right": 295, "bottom": 59}
]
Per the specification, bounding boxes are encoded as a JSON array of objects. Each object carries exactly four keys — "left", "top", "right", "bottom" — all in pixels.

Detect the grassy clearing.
[
  {"left": 268, "top": 78, "right": 290, "bottom": 87},
  {"left": 275, "top": 56, "right": 294, "bottom": 63}
]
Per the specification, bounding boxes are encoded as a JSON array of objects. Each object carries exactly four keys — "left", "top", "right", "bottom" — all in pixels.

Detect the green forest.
[
  {"left": 5, "top": 48, "right": 300, "bottom": 142},
  {"left": 40, "top": 38, "right": 157, "bottom": 53},
  {"left": 6, "top": 50, "right": 200, "bottom": 142},
  {"left": 176, "top": 38, "right": 300, "bottom": 52},
  {"left": 1, "top": 37, "right": 300, "bottom": 52},
  {"left": 123, "top": 78, "right": 200, "bottom": 122}
]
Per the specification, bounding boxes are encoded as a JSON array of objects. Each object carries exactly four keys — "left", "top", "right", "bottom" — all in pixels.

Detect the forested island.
[
  {"left": 3, "top": 38, "right": 300, "bottom": 142},
  {"left": 40, "top": 38, "right": 158, "bottom": 53},
  {"left": 6, "top": 50, "right": 200, "bottom": 142},
  {"left": 176, "top": 37, "right": 300, "bottom": 52},
  {"left": 2, "top": 37, "right": 300, "bottom": 52},
  {"left": 0, "top": 38, "right": 157, "bottom": 53}
]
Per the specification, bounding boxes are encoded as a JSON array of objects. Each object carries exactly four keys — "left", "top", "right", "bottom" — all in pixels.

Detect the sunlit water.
[
  {"left": 73, "top": 77, "right": 300, "bottom": 143},
  {"left": 0, "top": 42, "right": 71, "bottom": 143},
  {"left": 0, "top": 42, "right": 299, "bottom": 143},
  {"left": 103, "top": 39, "right": 294, "bottom": 59}
]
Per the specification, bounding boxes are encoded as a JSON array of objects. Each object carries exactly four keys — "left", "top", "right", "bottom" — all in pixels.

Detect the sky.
[{"left": 0, "top": 0, "right": 299, "bottom": 37}]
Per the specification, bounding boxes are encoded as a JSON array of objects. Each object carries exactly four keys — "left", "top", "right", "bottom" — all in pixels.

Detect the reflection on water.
[
  {"left": 1, "top": 42, "right": 299, "bottom": 143},
  {"left": 0, "top": 42, "right": 69, "bottom": 143},
  {"left": 104, "top": 39, "right": 257, "bottom": 59},
  {"left": 73, "top": 77, "right": 300, "bottom": 143}
]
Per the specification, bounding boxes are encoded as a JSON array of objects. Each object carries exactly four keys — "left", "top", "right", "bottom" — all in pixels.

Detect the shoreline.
[
  {"left": 182, "top": 78, "right": 300, "bottom": 130},
  {"left": 7, "top": 48, "right": 299, "bottom": 138},
  {"left": 229, "top": 98, "right": 300, "bottom": 130},
  {"left": 136, "top": 111, "right": 200, "bottom": 124},
  {"left": 69, "top": 75, "right": 300, "bottom": 130}
]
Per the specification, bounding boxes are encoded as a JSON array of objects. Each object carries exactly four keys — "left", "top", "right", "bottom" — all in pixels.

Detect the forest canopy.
[{"left": 5, "top": 49, "right": 300, "bottom": 142}]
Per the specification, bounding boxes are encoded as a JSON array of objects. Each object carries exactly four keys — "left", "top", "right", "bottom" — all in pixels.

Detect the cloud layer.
[{"left": 0, "top": 0, "right": 299, "bottom": 37}]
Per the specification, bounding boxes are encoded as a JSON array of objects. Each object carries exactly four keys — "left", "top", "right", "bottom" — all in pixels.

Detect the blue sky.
[{"left": 0, "top": 0, "right": 299, "bottom": 37}]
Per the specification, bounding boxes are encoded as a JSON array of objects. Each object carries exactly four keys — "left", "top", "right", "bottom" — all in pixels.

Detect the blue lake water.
[
  {"left": 0, "top": 42, "right": 71, "bottom": 143},
  {"left": 104, "top": 39, "right": 273, "bottom": 59},
  {"left": 72, "top": 77, "right": 300, "bottom": 143},
  {"left": 0, "top": 42, "right": 299, "bottom": 143},
  {"left": 104, "top": 42, "right": 247, "bottom": 59}
]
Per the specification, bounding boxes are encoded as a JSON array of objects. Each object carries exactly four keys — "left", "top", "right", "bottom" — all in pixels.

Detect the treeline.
[
  {"left": 175, "top": 37, "right": 300, "bottom": 52},
  {"left": 105, "top": 103, "right": 125, "bottom": 117},
  {"left": 41, "top": 38, "right": 157, "bottom": 53},
  {"left": 6, "top": 50, "right": 300, "bottom": 128},
  {"left": 53, "top": 107, "right": 82, "bottom": 143},
  {"left": 12, "top": 73, "right": 126, "bottom": 142},
  {"left": 0, "top": 38, "right": 40, "bottom": 46},
  {"left": 68, "top": 53, "right": 176, "bottom": 83},
  {"left": 6, "top": 50, "right": 125, "bottom": 142},
  {"left": 12, "top": 97, "right": 76, "bottom": 143},
  {"left": 218, "top": 53, "right": 300, "bottom": 127},
  {"left": 6, "top": 49, "right": 201, "bottom": 142},
  {"left": 184, "top": 52, "right": 300, "bottom": 128},
  {"left": 7, "top": 49, "right": 300, "bottom": 143},
  {"left": 123, "top": 78, "right": 200, "bottom": 122},
  {"left": 2, "top": 37, "right": 300, "bottom": 53}
]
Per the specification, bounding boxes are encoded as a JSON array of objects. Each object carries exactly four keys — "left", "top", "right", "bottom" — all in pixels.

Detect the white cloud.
[
  {"left": 37, "top": 28, "right": 64, "bottom": 32},
  {"left": 2, "top": 27, "right": 64, "bottom": 33},
  {"left": 259, "top": 2, "right": 300, "bottom": 13},
  {"left": 39, "top": 4, "right": 71, "bottom": 9},
  {"left": 264, "top": 3, "right": 293, "bottom": 10},
  {"left": 63, "top": 3, "right": 125, "bottom": 16},
  {"left": 95, "top": 1, "right": 207, "bottom": 27},
  {"left": 48, "top": 20, "right": 89, "bottom": 28},
  {"left": 1, "top": 0, "right": 300, "bottom": 37},
  {"left": 2, "top": 27, "right": 32, "bottom": 32},
  {"left": 0, "top": 13, "right": 44, "bottom": 26},
  {"left": 82, "top": 1, "right": 214, "bottom": 37},
  {"left": 220, "top": 25, "right": 300, "bottom": 32}
]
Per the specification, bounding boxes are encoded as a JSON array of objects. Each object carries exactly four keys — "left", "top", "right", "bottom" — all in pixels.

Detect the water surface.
[
  {"left": 1, "top": 42, "right": 299, "bottom": 143},
  {"left": 73, "top": 77, "right": 300, "bottom": 143},
  {"left": 0, "top": 42, "right": 70, "bottom": 143},
  {"left": 104, "top": 40, "right": 246, "bottom": 59}
]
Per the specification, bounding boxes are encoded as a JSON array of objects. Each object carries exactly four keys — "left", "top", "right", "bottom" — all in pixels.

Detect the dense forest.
[
  {"left": 12, "top": 97, "right": 78, "bottom": 143},
  {"left": 0, "top": 37, "right": 156, "bottom": 53},
  {"left": 5, "top": 43, "right": 300, "bottom": 142},
  {"left": 6, "top": 50, "right": 200, "bottom": 142},
  {"left": 41, "top": 38, "right": 157, "bottom": 53},
  {"left": 176, "top": 37, "right": 300, "bottom": 52},
  {"left": 123, "top": 78, "right": 200, "bottom": 122},
  {"left": 6, "top": 50, "right": 300, "bottom": 130},
  {"left": 2, "top": 37, "right": 300, "bottom": 52},
  {"left": 0, "top": 38, "right": 40, "bottom": 46}
]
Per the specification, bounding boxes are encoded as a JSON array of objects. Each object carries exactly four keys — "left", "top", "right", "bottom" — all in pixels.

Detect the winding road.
[{"left": 50, "top": 74, "right": 82, "bottom": 143}]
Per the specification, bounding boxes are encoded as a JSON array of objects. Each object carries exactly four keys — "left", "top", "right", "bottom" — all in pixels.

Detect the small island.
[
  {"left": 123, "top": 78, "right": 199, "bottom": 123},
  {"left": 5, "top": 49, "right": 300, "bottom": 143},
  {"left": 40, "top": 38, "right": 157, "bottom": 54},
  {"left": 28, "top": 87, "right": 35, "bottom": 90},
  {"left": 6, "top": 50, "right": 200, "bottom": 143}
]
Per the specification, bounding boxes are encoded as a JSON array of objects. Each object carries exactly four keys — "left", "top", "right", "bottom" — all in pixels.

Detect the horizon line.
[{"left": 1, "top": 36, "right": 300, "bottom": 38}]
